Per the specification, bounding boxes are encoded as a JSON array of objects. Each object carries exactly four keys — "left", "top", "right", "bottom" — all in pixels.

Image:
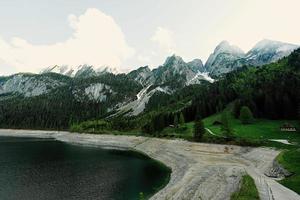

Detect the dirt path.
[{"left": 0, "top": 129, "right": 299, "bottom": 200}]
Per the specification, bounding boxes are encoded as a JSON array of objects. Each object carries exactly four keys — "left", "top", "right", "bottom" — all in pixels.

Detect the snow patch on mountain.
[{"left": 187, "top": 72, "right": 214, "bottom": 85}]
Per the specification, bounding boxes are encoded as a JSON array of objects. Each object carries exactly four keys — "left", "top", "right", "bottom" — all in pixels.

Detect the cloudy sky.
[{"left": 0, "top": 0, "right": 300, "bottom": 75}]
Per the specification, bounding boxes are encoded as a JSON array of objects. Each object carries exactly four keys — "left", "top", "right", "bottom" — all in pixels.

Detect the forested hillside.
[
  {"left": 0, "top": 73, "right": 141, "bottom": 129},
  {"left": 0, "top": 46, "right": 299, "bottom": 131}
]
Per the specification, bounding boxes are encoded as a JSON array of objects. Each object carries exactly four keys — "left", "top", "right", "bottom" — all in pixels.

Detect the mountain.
[
  {"left": 0, "top": 39, "right": 298, "bottom": 125},
  {"left": 142, "top": 48, "right": 300, "bottom": 134},
  {"left": 41, "top": 65, "right": 118, "bottom": 78},
  {"left": 205, "top": 41, "right": 245, "bottom": 76},
  {"left": 205, "top": 39, "right": 299, "bottom": 77},
  {"left": 153, "top": 55, "right": 209, "bottom": 87},
  {"left": 113, "top": 55, "right": 210, "bottom": 116},
  {"left": 245, "top": 39, "right": 299, "bottom": 66}
]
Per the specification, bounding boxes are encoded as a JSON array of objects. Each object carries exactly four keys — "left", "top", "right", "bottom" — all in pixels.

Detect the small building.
[{"left": 280, "top": 123, "right": 297, "bottom": 132}]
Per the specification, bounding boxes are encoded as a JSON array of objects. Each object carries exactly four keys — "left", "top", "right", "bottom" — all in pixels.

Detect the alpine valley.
[
  {"left": 1, "top": 37, "right": 300, "bottom": 199},
  {"left": 0, "top": 39, "right": 299, "bottom": 129}
]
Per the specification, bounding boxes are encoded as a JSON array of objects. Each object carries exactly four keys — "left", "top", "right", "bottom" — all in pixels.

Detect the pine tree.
[
  {"left": 174, "top": 114, "right": 179, "bottom": 128},
  {"left": 221, "top": 112, "right": 233, "bottom": 140},
  {"left": 239, "top": 106, "right": 254, "bottom": 124},
  {"left": 298, "top": 99, "right": 300, "bottom": 126},
  {"left": 282, "top": 95, "right": 293, "bottom": 119},
  {"left": 194, "top": 115, "right": 205, "bottom": 142},
  {"left": 233, "top": 100, "right": 241, "bottom": 118},
  {"left": 264, "top": 94, "right": 277, "bottom": 119},
  {"left": 139, "top": 192, "right": 144, "bottom": 200},
  {"left": 179, "top": 112, "right": 185, "bottom": 126}
]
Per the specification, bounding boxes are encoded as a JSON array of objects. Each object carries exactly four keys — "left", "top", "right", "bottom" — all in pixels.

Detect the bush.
[
  {"left": 239, "top": 106, "right": 254, "bottom": 124},
  {"left": 179, "top": 112, "right": 185, "bottom": 126},
  {"left": 221, "top": 112, "right": 234, "bottom": 140},
  {"left": 70, "top": 120, "right": 110, "bottom": 133}
]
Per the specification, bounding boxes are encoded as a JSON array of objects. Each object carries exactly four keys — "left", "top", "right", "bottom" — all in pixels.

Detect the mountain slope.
[{"left": 0, "top": 73, "right": 70, "bottom": 98}]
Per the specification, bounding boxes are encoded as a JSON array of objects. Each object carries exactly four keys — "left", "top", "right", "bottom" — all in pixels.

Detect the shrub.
[
  {"left": 221, "top": 112, "right": 234, "bottom": 140},
  {"left": 239, "top": 106, "right": 254, "bottom": 124}
]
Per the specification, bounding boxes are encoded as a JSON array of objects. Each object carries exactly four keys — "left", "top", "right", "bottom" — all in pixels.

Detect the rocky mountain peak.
[
  {"left": 163, "top": 54, "right": 185, "bottom": 66},
  {"left": 205, "top": 41, "right": 245, "bottom": 76},
  {"left": 214, "top": 40, "right": 245, "bottom": 55},
  {"left": 246, "top": 39, "right": 299, "bottom": 66},
  {"left": 127, "top": 66, "right": 154, "bottom": 86}
]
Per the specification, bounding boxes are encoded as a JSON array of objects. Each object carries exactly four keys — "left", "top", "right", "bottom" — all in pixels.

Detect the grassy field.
[
  {"left": 203, "top": 112, "right": 300, "bottom": 143},
  {"left": 231, "top": 175, "right": 259, "bottom": 200},
  {"left": 158, "top": 122, "right": 194, "bottom": 140}
]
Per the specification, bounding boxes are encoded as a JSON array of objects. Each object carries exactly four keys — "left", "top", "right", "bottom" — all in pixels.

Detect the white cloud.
[
  {"left": 0, "top": 8, "right": 135, "bottom": 74},
  {"left": 137, "top": 55, "right": 151, "bottom": 63},
  {"left": 151, "top": 27, "right": 177, "bottom": 54}
]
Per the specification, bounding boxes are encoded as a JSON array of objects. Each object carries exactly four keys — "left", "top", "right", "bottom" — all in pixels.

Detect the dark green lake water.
[{"left": 0, "top": 136, "right": 170, "bottom": 200}]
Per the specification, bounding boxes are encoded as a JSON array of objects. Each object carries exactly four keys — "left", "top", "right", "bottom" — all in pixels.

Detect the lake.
[{"left": 0, "top": 136, "right": 170, "bottom": 200}]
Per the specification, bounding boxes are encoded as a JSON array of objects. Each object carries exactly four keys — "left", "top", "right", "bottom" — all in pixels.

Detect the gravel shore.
[{"left": 0, "top": 129, "right": 299, "bottom": 200}]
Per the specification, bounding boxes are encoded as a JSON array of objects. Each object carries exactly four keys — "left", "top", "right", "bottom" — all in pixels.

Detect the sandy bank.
[{"left": 0, "top": 129, "right": 299, "bottom": 200}]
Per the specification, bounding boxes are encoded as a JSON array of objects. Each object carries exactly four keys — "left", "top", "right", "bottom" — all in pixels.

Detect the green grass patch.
[
  {"left": 277, "top": 149, "right": 300, "bottom": 194},
  {"left": 203, "top": 112, "right": 300, "bottom": 144},
  {"left": 158, "top": 122, "right": 194, "bottom": 140},
  {"left": 231, "top": 175, "right": 259, "bottom": 200}
]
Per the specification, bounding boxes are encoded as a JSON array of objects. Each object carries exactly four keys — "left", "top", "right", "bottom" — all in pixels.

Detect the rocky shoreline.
[{"left": 0, "top": 129, "right": 299, "bottom": 200}]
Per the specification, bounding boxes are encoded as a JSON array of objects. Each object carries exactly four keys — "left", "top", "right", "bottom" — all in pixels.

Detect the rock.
[{"left": 264, "top": 160, "right": 293, "bottom": 178}]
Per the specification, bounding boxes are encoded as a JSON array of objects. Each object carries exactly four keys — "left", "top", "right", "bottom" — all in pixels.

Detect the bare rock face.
[{"left": 0, "top": 73, "right": 66, "bottom": 97}]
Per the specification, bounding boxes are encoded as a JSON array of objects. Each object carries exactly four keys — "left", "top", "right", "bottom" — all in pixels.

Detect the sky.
[{"left": 0, "top": 0, "right": 300, "bottom": 75}]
